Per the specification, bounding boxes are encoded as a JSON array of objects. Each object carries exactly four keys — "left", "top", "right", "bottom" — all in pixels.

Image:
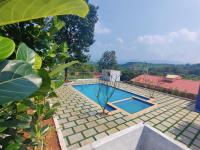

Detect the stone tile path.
[{"left": 51, "top": 81, "right": 200, "bottom": 150}]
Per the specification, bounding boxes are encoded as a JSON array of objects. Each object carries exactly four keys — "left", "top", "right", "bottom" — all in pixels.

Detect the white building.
[{"left": 102, "top": 69, "right": 121, "bottom": 82}]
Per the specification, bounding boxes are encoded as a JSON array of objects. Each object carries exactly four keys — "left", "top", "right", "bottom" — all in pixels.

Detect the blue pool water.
[
  {"left": 114, "top": 98, "right": 153, "bottom": 114},
  {"left": 73, "top": 83, "right": 149, "bottom": 112}
]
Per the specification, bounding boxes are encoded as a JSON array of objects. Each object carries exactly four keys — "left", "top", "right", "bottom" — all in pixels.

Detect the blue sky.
[{"left": 89, "top": 0, "right": 200, "bottom": 64}]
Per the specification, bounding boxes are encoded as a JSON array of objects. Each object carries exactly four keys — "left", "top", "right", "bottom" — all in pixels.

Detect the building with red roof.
[{"left": 132, "top": 74, "right": 200, "bottom": 95}]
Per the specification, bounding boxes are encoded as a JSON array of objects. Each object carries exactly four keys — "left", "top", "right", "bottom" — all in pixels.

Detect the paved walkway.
[{"left": 52, "top": 81, "right": 200, "bottom": 150}]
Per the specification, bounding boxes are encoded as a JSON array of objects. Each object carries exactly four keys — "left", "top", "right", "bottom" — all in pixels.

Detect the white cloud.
[
  {"left": 95, "top": 22, "right": 111, "bottom": 34},
  {"left": 132, "top": 28, "right": 200, "bottom": 64},
  {"left": 136, "top": 28, "right": 199, "bottom": 45},
  {"left": 91, "top": 28, "right": 200, "bottom": 64},
  {"left": 117, "top": 37, "right": 124, "bottom": 44}
]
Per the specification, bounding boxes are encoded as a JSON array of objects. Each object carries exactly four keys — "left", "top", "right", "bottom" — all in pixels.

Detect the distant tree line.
[
  {"left": 120, "top": 62, "right": 200, "bottom": 81},
  {"left": 70, "top": 50, "right": 200, "bottom": 82}
]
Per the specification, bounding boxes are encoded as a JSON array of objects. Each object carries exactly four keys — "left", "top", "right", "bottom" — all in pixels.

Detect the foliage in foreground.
[{"left": 0, "top": 0, "right": 89, "bottom": 149}]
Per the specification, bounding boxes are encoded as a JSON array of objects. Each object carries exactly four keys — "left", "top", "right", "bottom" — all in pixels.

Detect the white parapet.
[{"left": 78, "top": 123, "right": 190, "bottom": 150}]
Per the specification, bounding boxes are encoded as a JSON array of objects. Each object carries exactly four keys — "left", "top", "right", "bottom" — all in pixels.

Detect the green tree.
[
  {"left": 55, "top": 1, "right": 98, "bottom": 62},
  {"left": 55, "top": 1, "right": 98, "bottom": 81},
  {"left": 98, "top": 50, "right": 118, "bottom": 70},
  {"left": 120, "top": 69, "right": 142, "bottom": 81}
]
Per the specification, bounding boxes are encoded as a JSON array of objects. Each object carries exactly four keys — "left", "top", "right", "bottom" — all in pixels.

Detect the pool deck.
[{"left": 51, "top": 80, "right": 200, "bottom": 150}]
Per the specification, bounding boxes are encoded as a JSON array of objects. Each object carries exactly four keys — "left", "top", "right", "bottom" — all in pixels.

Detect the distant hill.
[
  {"left": 121, "top": 62, "right": 175, "bottom": 70},
  {"left": 120, "top": 62, "right": 200, "bottom": 80}
]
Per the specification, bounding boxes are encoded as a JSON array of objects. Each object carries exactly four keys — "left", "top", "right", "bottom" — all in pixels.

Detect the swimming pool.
[
  {"left": 74, "top": 83, "right": 148, "bottom": 101},
  {"left": 113, "top": 98, "right": 153, "bottom": 114},
  {"left": 73, "top": 83, "right": 151, "bottom": 113}
]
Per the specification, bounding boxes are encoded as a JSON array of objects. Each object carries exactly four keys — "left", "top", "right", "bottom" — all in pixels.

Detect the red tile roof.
[{"left": 132, "top": 74, "right": 200, "bottom": 95}]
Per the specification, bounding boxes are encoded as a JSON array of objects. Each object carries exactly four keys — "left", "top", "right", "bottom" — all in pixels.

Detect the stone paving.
[{"left": 51, "top": 80, "right": 200, "bottom": 150}]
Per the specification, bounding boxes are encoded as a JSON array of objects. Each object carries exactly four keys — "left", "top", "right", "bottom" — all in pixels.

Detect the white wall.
[
  {"left": 110, "top": 70, "right": 120, "bottom": 82},
  {"left": 78, "top": 123, "right": 190, "bottom": 150},
  {"left": 102, "top": 70, "right": 121, "bottom": 82}
]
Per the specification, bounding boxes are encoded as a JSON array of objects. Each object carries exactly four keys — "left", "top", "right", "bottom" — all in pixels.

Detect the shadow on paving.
[{"left": 170, "top": 116, "right": 200, "bottom": 150}]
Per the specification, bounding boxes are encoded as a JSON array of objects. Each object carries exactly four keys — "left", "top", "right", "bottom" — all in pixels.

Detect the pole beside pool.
[{"left": 195, "top": 85, "right": 200, "bottom": 112}]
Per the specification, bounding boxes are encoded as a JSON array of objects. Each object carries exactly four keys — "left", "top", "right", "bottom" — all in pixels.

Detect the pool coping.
[{"left": 69, "top": 83, "right": 158, "bottom": 117}]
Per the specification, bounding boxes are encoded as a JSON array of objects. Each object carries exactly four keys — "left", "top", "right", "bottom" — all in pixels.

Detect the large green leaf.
[
  {"left": 0, "top": 126, "right": 7, "bottom": 132},
  {"left": 32, "top": 69, "right": 51, "bottom": 96},
  {"left": 0, "top": 60, "right": 42, "bottom": 104},
  {"left": 5, "top": 143, "right": 20, "bottom": 150},
  {"left": 49, "top": 17, "right": 66, "bottom": 36},
  {"left": 60, "top": 42, "right": 69, "bottom": 53},
  {"left": 51, "top": 79, "right": 64, "bottom": 89},
  {"left": 44, "top": 109, "right": 55, "bottom": 120},
  {"left": 41, "top": 125, "right": 50, "bottom": 135},
  {"left": 17, "top": 102, "right": 30, "bottom": 112},
  {"left": 0, "top": 36, "right": 15, "bottom": 61},
  {"left": 49, "top": 61, "right": 78, "bottom": 78},
  {"left": 0, "top": 0, "right": 89, "bottom": 26},
  {"left": 16, "top": 43, "right": 42, "bottom": 70}
]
